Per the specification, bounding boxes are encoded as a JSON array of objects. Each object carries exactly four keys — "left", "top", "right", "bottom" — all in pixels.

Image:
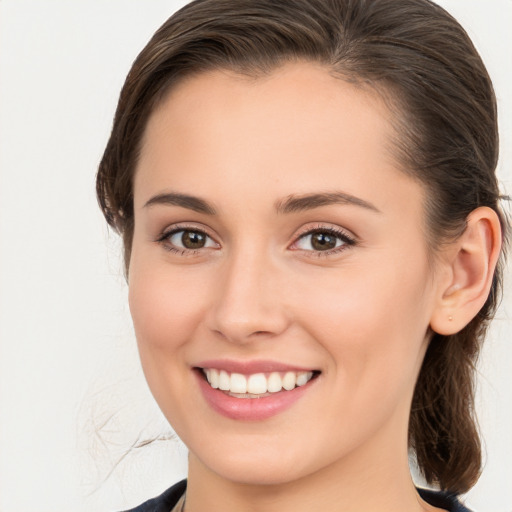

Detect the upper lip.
[{"left": 194, "top": 359, "right": 319, "bottom": 375}]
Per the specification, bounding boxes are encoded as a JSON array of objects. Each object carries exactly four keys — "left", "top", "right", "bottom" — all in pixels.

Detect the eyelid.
[
  {"left": 289, "top": 223, "right": 357, "bottom": 255},
  {"left": 155, "top": 222, "right": 220, "bottom": 253},
  {"left": 294, "top": 223, "right": 356, "bottom": 239},
  {"left": 154, "top": 221, "right": 356, "bottom": 257}
]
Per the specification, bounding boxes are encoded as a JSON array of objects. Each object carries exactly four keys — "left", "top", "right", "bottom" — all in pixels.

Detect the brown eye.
[
  {"left": 181, "top": 231, "right": 207, "bottom": 249},
  {"left": 293, "top": 228, "right": 355, "bottom": 254},
  {"left": 166, "top": 229, "right": 217, "bottom": 251},
  {"left": 310, "top": 232, "right": 337, "bottom": 251}
]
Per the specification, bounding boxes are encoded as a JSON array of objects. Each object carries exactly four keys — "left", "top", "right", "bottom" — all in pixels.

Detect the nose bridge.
[{"left": 208, "top": 240, "right": 287, "bottom": 342}]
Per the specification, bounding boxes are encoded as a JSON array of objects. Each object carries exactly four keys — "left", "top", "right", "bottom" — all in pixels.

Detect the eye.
[
  {"left": 291, "top": 227, "right": 356, "bottom": 254},
  {"left": 158, "top": 227, "right": 218, "bottom": 253}
]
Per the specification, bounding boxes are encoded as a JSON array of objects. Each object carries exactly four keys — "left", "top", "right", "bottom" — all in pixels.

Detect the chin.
[
  {"left": 190, "top": 438, "right": 328, "bottom": 487},
  {"left": 208, "top": 459, "right": 307, "bottom": 486}
]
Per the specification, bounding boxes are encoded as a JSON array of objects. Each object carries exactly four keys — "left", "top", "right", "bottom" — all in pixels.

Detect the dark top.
[{"left": 121, "top": 479, "right": 474, "bottom": 512}]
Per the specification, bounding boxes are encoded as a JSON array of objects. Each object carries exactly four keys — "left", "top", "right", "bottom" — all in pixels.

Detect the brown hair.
[{"left": 96, "top": 0, "right": 508, "bottom": 494}]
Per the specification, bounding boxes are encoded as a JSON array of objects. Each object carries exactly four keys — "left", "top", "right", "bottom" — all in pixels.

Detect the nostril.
[{"left": 210, "top": 326, "right": 280, "bottom": 343}]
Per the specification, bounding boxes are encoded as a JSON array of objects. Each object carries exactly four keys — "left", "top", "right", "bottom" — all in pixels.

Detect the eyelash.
[
  {"left": 155, "top": 224, "right": 357, "bottom": 258},
  {"left": 290, "top": 225, "right": 357, "bottom": 257},
  {"left": 156, "top": 224, "right": 218, "bottom": 256}
]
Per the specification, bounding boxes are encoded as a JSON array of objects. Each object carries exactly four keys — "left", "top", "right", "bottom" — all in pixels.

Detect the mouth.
[{"left": 196, "top": 367, "right": 321, "bottom": 399}]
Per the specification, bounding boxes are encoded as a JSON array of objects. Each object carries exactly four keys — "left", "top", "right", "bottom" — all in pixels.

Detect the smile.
[
  {"left": 195, "top": 362, "right": 321, "bottom": 420},
  {"left": 202, "top": 368, "right": 316, "bottom": 398}
]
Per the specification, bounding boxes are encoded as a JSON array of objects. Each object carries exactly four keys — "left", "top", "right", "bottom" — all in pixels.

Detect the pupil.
[
  {"left": 312, "top": 232, "right": 336, "bottom": 251},
  {"left": 182, "top": 231, "right": 206, "bottom": 249}
]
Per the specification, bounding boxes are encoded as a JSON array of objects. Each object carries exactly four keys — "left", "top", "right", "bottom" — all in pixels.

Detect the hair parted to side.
[{"left": 97, "top": 0, "right": 508, "bottom": 494}]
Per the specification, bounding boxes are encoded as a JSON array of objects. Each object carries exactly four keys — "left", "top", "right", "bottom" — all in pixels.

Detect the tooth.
[
  {"left": 218, "top": 370, "right": 230, "bottom": 391},
  {"left": 247, "top": 373, "right": 267, "bottom": 394},
  {"left": 207, "top": 368, "right": 315, "bottom": 394},
  {"left": 230, "top": 373, "right": 247, "bottom": 393},
  {"left": 209, "top": 368, "right": 219, "bottom": 389},
  {"left": 267, "top": 372, "right": 283, "bottom": 393},
  {"left": 282, "top": 371, "right": 296, "bottom": 391},
  {"left": 296, "top": 371, "right": 310, "bottom": 386}
]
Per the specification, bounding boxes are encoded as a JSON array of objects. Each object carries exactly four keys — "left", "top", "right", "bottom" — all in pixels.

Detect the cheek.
[
  {"left": 127, "top": 256, "right": 214, "bottom": 425},
  {"left": 294, "top": 256, "right": 433, "bottom": 396},
  {"left": 128, "top": 259, "right": 206, "bottom": 350}
]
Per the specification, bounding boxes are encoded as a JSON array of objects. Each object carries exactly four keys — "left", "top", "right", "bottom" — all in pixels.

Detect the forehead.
[
  {"left": 134, "top": 61, "right": 419, "bottom": 217},
  {"left": 140, "top": 62, "right": 394, "bottom": 159}
]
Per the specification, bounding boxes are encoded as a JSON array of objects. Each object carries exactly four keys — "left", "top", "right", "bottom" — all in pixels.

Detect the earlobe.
[{"left": 430, "top": 207, "right": 502, "bottom": 336}]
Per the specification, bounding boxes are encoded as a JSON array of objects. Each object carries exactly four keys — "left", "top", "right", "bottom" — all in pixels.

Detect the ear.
[{"left": 430, "top": 207, "right": 502, "bottom": 336}]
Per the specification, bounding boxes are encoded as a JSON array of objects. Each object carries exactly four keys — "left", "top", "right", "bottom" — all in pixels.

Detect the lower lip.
[{"left": 195, "top": 370, "right": 317, "bottom": 421}]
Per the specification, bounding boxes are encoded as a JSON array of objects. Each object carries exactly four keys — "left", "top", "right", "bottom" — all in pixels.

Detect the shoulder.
[
  {"left": 119, "top": 481, "right": 474, "bottom": 512},
  {"left": 119, "top": 479, "right": 187, "bottom": 512},
  {"left": 418, "top": 488, "right": 474, "bottom": 512}
]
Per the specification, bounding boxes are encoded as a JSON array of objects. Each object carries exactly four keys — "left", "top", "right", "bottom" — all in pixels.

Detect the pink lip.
[
  {"left": 194, "top": 366, "right": 319, "bottom": 421},
  {"left": 195, "top": 359, "right": 316, "bottom": 375}
]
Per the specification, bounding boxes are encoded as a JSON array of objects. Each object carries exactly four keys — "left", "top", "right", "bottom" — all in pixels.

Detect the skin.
[{"left": 127, "top": 61, "right": 483, "bottom": 512}]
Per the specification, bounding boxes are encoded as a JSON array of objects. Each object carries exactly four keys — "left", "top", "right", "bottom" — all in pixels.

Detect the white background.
[{"left": 0, "top": 1, "right": 510, "bottom": 511}]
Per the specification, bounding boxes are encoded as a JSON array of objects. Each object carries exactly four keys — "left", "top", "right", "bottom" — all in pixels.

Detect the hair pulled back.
[{"left": 97, "top": 0, "right": 507, "bottom": 494}]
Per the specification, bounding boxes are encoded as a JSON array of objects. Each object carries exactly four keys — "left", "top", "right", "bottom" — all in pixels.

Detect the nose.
[{"left": 206, "top": 247, "right": 290, "bottom": 344}]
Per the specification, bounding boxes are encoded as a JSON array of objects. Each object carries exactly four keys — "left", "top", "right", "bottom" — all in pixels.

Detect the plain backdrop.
[{"left": 0, "top": 1, "right": 510, "bottom": 511}]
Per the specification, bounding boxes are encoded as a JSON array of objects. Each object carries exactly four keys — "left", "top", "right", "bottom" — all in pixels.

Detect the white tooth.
[
  {"left": 230, "top": 373, "right": 247, "bottom": 393},
  {"left": 296, "top": 371, "right": 310, "bottom": 387},
  {"left": 267, "top": 372, "right": 283, "bottom": 392},
  {"left": 218, "top": 370, "right": 230, "bottom": 391},
  {"left": 247, "top": 373, "right": 267, "bottom": 394},
  {"left": 209, "top": 368, "right": 219, "bottom": 389},
  {"left": 282, "top": 371, "right": 296, "bottom": 391}
]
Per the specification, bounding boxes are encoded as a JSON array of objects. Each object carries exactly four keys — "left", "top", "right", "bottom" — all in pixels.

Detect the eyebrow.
[
  {"left": 143, "top": 192, "right": 217, "bottom": 215},
  {"left": 143, "top": 190, "right": 380, "bottom": 216},
  {"left": 275, "top": 192, "right": 381, "bottom": 214}
]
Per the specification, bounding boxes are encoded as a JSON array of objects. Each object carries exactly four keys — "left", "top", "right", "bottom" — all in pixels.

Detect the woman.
[{"left": 96, "top": 0, "right": 507, "bottom": 511}]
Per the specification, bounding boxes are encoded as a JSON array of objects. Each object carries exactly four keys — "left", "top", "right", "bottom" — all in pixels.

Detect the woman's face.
[{"left": 129, "top": 62, "right": 445, "bottom": 485}]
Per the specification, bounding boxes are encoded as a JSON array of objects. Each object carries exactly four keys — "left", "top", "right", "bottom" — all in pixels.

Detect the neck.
[{"left": 184, "top": 432, "right": 442, "bottom": 512}]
